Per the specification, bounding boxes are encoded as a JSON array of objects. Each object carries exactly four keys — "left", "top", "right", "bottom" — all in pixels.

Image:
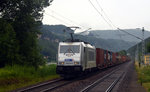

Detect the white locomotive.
[{"left": 56, "top": 41, "right": 96, "bottom": 77}]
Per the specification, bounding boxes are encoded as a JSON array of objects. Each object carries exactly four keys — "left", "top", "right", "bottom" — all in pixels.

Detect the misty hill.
[
  {"left": 39, "top": 25, "right": 136, "bottom": 61},
  {"left": 127, "top": 37, "right": 150, "bottom": 58},
  {"left": 75, "top": 35, "right": 135, "bottom": 52},
  {"left": 41, "top": 25, "right": 67, "bottom": 34},
  {"left": 88, "top": 29, "right": 150, "bottom": 43}
]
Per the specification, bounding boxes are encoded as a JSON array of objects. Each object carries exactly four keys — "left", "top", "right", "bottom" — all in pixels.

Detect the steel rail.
[
  {"left": 18, "top": 78, "right": 63, "bottom": 92},
  {"left": 105, "top": 72, "right": 126, "bottom": 92},
  {"left": 80, "top": 68, "right": 119, "bottom": 92},
  {"left": 40, "top": 81, "right": 73, "bottom": 92}
]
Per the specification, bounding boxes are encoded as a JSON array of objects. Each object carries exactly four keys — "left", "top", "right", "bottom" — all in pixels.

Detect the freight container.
[
  {"left": 121, "top": 56, "right": 127, "bottom": 62},
  {"left": 116, "top": 53, "right": 121, "bottom": 64},
  {"left": 96, "top": 48, "right": 105, "bottom": 68},
  {"left": 112, "top": 52, "right": 116, "bottom": 64},
  {"left": 110, "top": 51, "right": 113, "bottom": 65},
  {"left": 107, "top": 51, "right": 113, "bottom": 66},
  {"left": 104, "top": 50, "right": 108, "bottom": 67}
]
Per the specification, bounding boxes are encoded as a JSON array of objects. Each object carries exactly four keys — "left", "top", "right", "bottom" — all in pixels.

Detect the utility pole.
[
  {"left": 137, "top": 43, "right": 141, "bottom": 67},
  {"left": 142, "top": 27, "right": 145, "bottom": 65},
  {"left": 117, "top": 27, "right": 145, "bottom": 67},
  {"left": 136, "top": 43, "right": 139, "bottom": 61}
]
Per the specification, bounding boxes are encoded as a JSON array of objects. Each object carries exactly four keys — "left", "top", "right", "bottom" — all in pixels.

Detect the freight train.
[{"left": 56, "top": 40, "right": 130, "bottom": 78}]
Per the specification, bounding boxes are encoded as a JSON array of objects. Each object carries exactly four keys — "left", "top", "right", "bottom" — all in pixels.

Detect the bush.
[
  {"left": 0, "top": 64, "right": 59, "bottom": 91},
  {"left": 136, "top": 65, "right": 150, "bottom": 91}
]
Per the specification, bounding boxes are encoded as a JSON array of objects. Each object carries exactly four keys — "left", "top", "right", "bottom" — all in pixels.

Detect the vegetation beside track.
[
  {"left": 0, "top": 64, "right": 59, "bottom": 92},
  {"left": 135, "top": 62, "right": 150, "bottom": 92}
]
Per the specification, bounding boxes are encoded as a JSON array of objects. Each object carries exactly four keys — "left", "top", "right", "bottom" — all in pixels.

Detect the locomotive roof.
[
  {"left": 60, "top": 43, "right": 95, "bottom": 49},
  {"left": 63, "top": 39, "right": 90, "bottom": 44}
]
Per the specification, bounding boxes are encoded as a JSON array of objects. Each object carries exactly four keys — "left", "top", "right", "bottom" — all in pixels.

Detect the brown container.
[
  {"left": 107, "top": 51, "right": 114, "bottom": 66},
  {"left": 96, "top": 48, "right": 105, "bottom": 68},
  {"left": 116, "top": 53, "right": 121, "bottom": 63},
  {"left": 121, "top": 56, "right": 127, "bottom": 62},
  {"left": 112, "top": 52, "right": 116, "bottom": 64}
]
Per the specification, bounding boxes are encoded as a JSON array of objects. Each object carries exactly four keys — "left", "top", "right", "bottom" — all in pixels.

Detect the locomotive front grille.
[{"left": 56, "top": 66, "right": 82, "bottom": 74}]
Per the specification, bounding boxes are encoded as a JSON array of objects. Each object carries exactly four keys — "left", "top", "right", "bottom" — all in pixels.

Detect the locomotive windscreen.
[{"left": 60, "top": 45, "right": 80, "bottom": 53}]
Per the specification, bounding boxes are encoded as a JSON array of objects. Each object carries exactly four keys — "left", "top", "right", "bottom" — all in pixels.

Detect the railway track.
[
  {"left": 17, "top": 78, "right": 67, "bottom": 92},
  {"left": 17, "top": 70, "right": 119, "bottom": 92},
  {"left": 40, "top": 80, "right": 73, "bottom": 92},
  {"left": 17, "top": 78, "right": 78, "bottom": 92},
  {"left": 80, "top": 67, "right": 126, "bottom": 92},
  {"left": 15, "top": 62, "right": 129, "bottom": 92},
  {"left": 105, "top": 72, "right": 125, "bottom": 92}
]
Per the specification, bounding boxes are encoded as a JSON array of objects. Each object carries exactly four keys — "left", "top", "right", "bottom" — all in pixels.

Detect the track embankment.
[
  {"left": 117, "top": 61, "right": 146, "bottom": 92},
  {"left": 14, "top": 61, "right": 146, "bottom": 92}
]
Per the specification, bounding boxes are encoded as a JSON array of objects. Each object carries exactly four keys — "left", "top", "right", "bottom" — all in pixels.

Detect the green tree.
[
  {"left": 147, "top": 42, "right": 150, "bottom": 53},
  {"left": 119, "top": 50, "right": 127, "bottom": 55},
  {"left": 0, "top": 19, "right": 19, "bottom": 67},
  {"left": 0, "top": 0, "right": 53, "bottom": 68}
]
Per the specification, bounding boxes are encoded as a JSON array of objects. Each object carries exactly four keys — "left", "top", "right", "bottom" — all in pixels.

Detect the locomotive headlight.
[
  {"left": 74, "top": 62, "right": 79, "bottom": 65},
  {"left": 59, "top": 62, "right": 64, "bottom": 65}
]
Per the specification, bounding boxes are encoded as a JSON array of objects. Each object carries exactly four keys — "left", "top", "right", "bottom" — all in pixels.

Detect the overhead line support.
[{"left": 117, "top": 28, "right": 142, "bottom": 40}]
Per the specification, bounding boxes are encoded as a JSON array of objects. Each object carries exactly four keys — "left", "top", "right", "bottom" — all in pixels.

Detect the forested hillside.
[
  {"left": 89, "top": 29, "right": 150, "bottom": 42},
  {"left": 127, "top": 37, "right": 150, "bottom": 58}
]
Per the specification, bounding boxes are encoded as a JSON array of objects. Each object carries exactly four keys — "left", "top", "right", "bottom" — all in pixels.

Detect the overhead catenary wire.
[
  {"left": 95, "top": 0, "right": 117, "bottom": 28},
  {"left": 45, "top": 10, "right": 94, "bottom": 34},
  {"left": 91, "top": 0, "right": 141, "bottom": 42},
  {"left": 88, "top": 0, "right": 114, "bottom": 29},
  {"left": 46, "top": 1, "right": 119, "bottom": 34},
  {"left": 48, "top": 9, "right": 89, "bottom": 29},
  {"left": 45, "top": 12, "right": 93, "bottom": 34},
  {"left": 88, "top": 0, "right": 126, "bottom": 42},
  {"left": 45, "top": 1, "right": 142, "bottom": 43},
  {"left": 117, "top": 28, "right": 142, "bottom": 40}
]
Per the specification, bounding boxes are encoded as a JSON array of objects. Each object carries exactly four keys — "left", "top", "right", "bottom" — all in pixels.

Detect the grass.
[
  {"left": 0, "top": 64, "right": 60, "bottom": 92},
  {"left": 135, "top": 62, "right": 150, "bottom": 92}
]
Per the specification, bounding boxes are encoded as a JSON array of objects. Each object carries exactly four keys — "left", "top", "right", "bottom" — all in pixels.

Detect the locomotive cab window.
[{"left": 59, "top": 45, "right": 80, "bottom": 53}]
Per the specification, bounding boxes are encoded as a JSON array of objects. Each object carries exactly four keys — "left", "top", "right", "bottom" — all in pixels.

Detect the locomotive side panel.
[
  {"left": 85, "top": 47, "right": 96, "bottom": 69},
  {"left": 80, "top": 44, "right": 85, "bottom": 71}
]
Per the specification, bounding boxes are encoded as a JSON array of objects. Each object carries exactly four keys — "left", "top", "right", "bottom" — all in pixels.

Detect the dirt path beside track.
[{"left": 117, "top": 61, "right": 146, "bottom": 92}]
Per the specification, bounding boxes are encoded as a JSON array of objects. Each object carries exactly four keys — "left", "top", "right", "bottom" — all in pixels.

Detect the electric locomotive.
[{"left": 56, "top": 39, "right": 96, "bottom": 77}]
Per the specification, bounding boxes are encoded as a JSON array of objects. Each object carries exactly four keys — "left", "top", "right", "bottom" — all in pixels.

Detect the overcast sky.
[{"left": 42, "top": 0, "right": 150, "bottom": 32}]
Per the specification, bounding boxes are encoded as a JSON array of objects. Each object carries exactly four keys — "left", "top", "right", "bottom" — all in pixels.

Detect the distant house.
[
  {"left": 44, "top": 37, "right": 50, "bottom": 40},
  {"left": 144, "top": 53, "right": 150, "bottom": 65},
  {"left": 55, "top": 39, "right": 59, "bottom": 43},
  {"left": 37, "top": 34, "right": 42, "bottom": 39}
]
